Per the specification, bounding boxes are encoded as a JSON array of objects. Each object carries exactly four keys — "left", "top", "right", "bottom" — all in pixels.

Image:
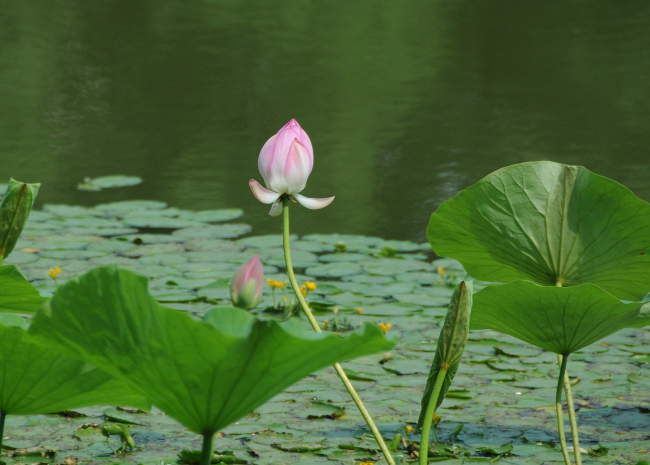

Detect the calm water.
[{"left": 1, "top": 1, "right": 649, "bottom": 241}]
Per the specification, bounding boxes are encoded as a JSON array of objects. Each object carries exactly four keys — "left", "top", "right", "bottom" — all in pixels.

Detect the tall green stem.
[
  {"left": 0, "top": 410, "right": 6, "bottom": 453},
  {"left": 559, "top": 355, "right": 582, "bottom": 465},
  {"left": 200, "top": 432, "right": 214, "bottom": 465},
  {"left": 556, "top": 355, "right": 572, "bottom": 465},
  {"left": 282, "top": 199, "right": 396, "bottom": 465},
  {"left": 419, "top": 369, "right": 448, "bottom": 465}
]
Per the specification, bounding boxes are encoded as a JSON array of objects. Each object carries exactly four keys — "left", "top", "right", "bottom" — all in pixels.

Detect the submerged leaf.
[
  {"left": 30, "top": 266, "right": 394, "bottom": 435},
  {"left": 418, "top": 281, "right": 472, "bottom": 428}
]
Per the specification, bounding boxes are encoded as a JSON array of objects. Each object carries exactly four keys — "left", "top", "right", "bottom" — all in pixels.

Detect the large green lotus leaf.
[
  {"left": 418, "top": 281, "right": 472, "bottom": 428},
  {"left": 428, "top": 161, "right": 650, "bottom": 301},
  {"left": 471, "top": 281, "right": 642, "bottom": 355},
  {"left": 30, "top": 266, "right": 394, "bottom": 434},
  {"left": 0, "top": 315, "right": 148, "bottom": 415},
  {"left": 0, "top": 265, "right": 45, "bottom": 314}
]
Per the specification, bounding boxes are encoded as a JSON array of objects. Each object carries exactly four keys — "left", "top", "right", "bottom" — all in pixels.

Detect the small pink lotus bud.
[{"left": 230, "top": 254, "right": 264, "bottom": 310}]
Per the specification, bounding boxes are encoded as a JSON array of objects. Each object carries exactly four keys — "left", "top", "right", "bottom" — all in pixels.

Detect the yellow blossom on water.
[
  {"left": 355, "top": 308, "right": 363, "bottom": 314},
  {"left": 47, "top": 267, "right": 62, "bottom": 279},
  {"left": 405, "top": 426, "right": 414, "bottom": 434},
  {"left": 299, "top": 285, "right": 308, "bottom": 297},
  {"left": 378, "top": 323, "right": 392, "bottom": 334},
  {"left": 432, "top": 413, "right": 441, "bottom": 426},
  {"left": 436, "top": 266, "right": 445, "bottom": 277},
  {"left": 323, "top": 320, "right": 329, "bottom": 329},
  {"left": 304, "top": 281, "right": 317, "bottom": 291},
  {"left": 267, "top": 280, "right": 288, "bottom": 289}
]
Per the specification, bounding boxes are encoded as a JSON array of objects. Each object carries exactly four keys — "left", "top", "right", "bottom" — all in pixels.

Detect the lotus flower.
[
  {"left": 249, "top": 119, "right": 335, "bottom": 216},
  {"left": 230, "top": 255, "right": 264, "bottom": 310}
]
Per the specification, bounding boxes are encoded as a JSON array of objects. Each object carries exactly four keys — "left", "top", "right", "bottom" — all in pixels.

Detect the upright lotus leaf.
[
  {"left": 0, "top": 179, "right": 40, "bottom": 261},
  {"left": 418, "top": 281, "right": 472, "bottom": 428},
  {"left": 471, "top": 281, "right": 643, "bottom": 355},
  {"left": 0, "top": 313, "right": 148, "bottom": 417},
  {"left": 428, "top": 161, "right": 650, "bottom": 301},
  {"left": 0, "top": 265, "right": 46, "bottom": 314},
  {"left": 29, "top": 266, "right": 394, "bottom": 436}
]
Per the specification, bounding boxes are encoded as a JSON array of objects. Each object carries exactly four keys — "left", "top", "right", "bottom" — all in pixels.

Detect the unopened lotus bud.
[
  {"left": 0, "top": 179, "right": 40, "bottom": 261},
  {"left": 230, "top": 255, "right": 264, "bottom": 310}
]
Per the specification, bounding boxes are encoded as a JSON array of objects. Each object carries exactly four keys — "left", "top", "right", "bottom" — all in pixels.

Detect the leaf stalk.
[
  {"left": 559, "top": 355, "right": 582, "bottom": 465},
  {"left": 556, "top": 355, "right": 572, "bottom": 465},
  {"left": 282, "top": 199, "right": 395, "bottom": 465},
  {"left": 419, "top": 369, "right": 448, "bottom": 465},
  {"left": 200, "top": 432, "right": 214, "bottom": 465}
]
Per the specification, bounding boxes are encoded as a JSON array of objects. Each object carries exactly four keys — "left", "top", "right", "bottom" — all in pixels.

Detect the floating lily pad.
[
  {"left": 122, "top": 217, "right": 206, "bottom": 229},
  {"left": 79, "top": 175, "right": 142, "bottom": 190},
  {"left": 94, "top": 200, "right": 168, "bottom": 212},
  {"left": 305, "top": 262, "right": 363, "bottom": 278},
  {"left": 173, "top": 224, "right": 252, "bottom": 239},
  {"left": 178, "top": 209, "right": 244, "bottom": 223}
]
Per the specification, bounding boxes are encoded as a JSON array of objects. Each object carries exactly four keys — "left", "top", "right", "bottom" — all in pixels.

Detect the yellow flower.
[
  {"left": 299, "top": 285, "right": 308, "bottom": 297},
  {"left": 378, "top": 322, "right": 392, "bottom": 334},
  {"left": 47, "top": 267, "right": 62, "bottom": 278},
  {"left": 304, "top": 281, "right": 317, "bottom": 291},
  {"left": 355, "top": 308, "right": 363, "bottom": 314},
  {"left": 323, "top": 320, "right": 329, "bottom": 329},
  {"left": 432, "top": 413, "right": 441, "bottom": 426},
  {"left": 405, "top": 425, "right": 413, "bottom": 434},
  {"left": 436, "top": 266, "right": 445, "bottom": 277},
  {"left": 267, "top": 280, "right": 288, "bottom": 289}
]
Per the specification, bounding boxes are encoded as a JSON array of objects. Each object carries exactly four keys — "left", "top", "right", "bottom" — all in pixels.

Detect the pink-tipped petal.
[
  {"left": 249, "top": 179, "right": 281, "bottom": 204},
  {"left": 269, "top": 198, "right": 283, "bottom": 217},
  {"left": 284, "top": 139, "right": 312, "bottom": 194},
  {"left": 294, "top": 194, "right": 335, "bottom": 210},
  {"left": 283, "top": 119, "right": 314, "bottom": 159}
]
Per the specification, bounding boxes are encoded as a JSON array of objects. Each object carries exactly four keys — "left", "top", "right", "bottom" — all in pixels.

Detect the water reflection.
[{"left": 0, "top": 1, "right": 648, "bottom": 241}]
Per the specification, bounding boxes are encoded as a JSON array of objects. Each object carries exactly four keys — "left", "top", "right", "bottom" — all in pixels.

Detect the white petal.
[
  {"left": 249, "top": 179, "right": 281, "bottom": 204},
  {"left": 294, "top": 194, "right": 335, "bottom": 210},
  {"left": 269, "top": 198, "right": 283, "bottom": 216}
]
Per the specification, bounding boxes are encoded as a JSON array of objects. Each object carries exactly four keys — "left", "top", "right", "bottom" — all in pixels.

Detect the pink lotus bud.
[
  {"left": 250, "top": 119, "right": 335, "bottom": 216},
  {"left": 230, "top": 254, "right": 263, "bottom": 310},
  {"left": 258, "top": 119, "right": 314, "bottom": 194}
]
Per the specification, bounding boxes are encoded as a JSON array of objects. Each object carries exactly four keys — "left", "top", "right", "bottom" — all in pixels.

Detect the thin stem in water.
[
  {"left": 0, "top": 410, "right": 5, "bottom": 452},
  {"left": 200, "top": 432, "right": 215, "bottom": 465},
  {"left": 559, "top": 355, "right": 582, "bottom": 465},
  {"left": 419, "top": 369, "right": 448, "bottom": 465},
  {"left": 282, "top": 199, "right": 396, "bottom": 465},
  {"left": 556, "top": 355, "right": 572, "bottom": 465}
]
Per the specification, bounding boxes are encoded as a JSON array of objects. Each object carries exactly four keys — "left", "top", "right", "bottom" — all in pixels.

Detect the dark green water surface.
[{"left": 1, "top": 1, "right": 649, "bottom": 241}]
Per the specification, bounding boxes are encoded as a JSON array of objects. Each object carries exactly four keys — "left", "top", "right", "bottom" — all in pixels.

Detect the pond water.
[{"left": 1, "top": 1, "right": 649, "bottom": 241}]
